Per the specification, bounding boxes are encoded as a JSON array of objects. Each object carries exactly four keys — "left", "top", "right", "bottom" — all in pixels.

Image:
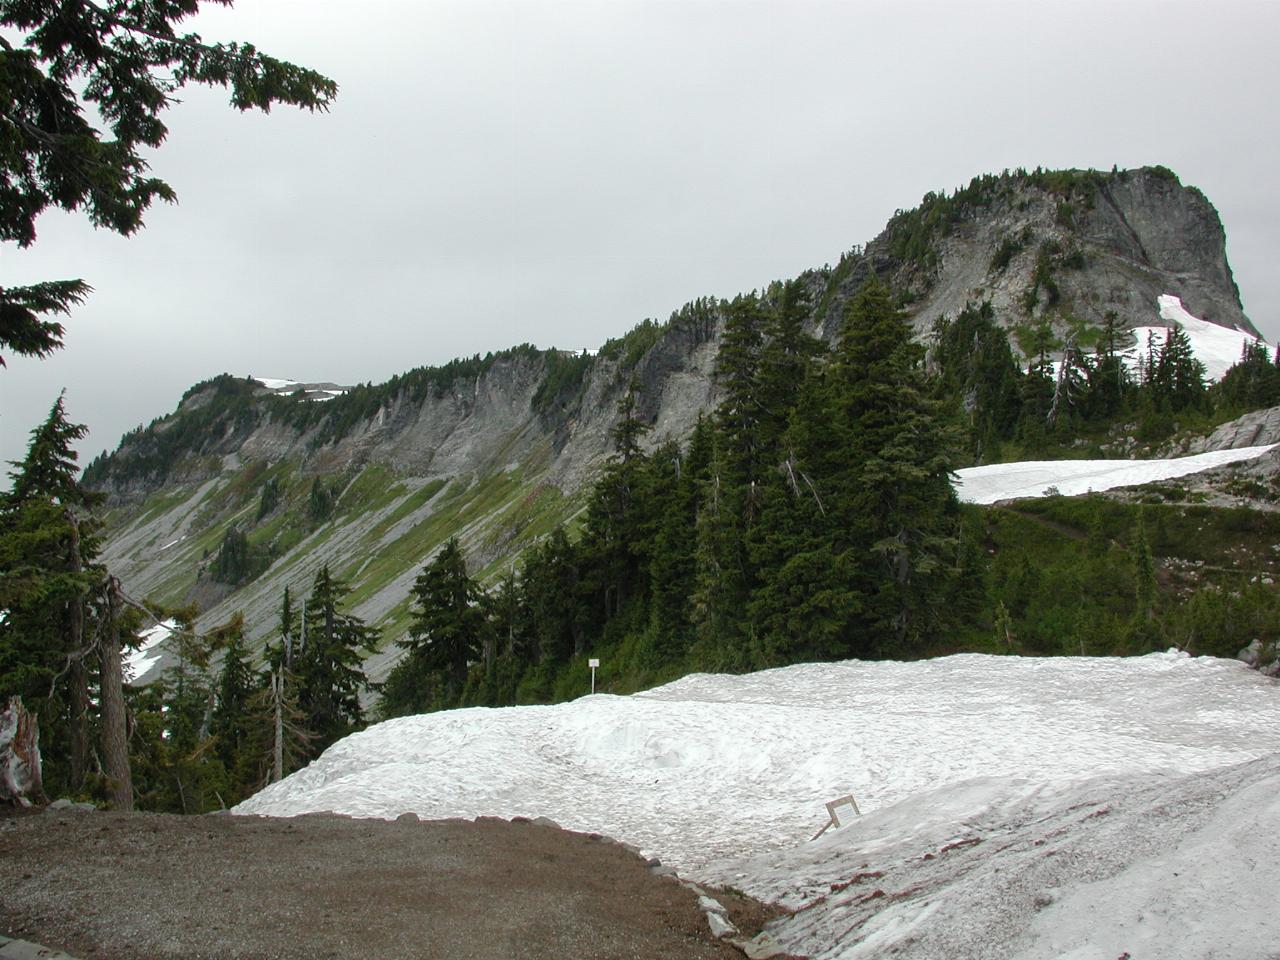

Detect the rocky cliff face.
[
  {"left": 87, "top": 166, "right": 1259, "bottom": 665},
  {"left": 816, "top": 166, "right": 1254, "bottom": 343}
]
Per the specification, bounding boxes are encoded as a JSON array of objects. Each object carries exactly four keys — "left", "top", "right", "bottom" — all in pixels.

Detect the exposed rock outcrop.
[{"left": 1186, "top": 404, "right": 1280, "bottom": 453}]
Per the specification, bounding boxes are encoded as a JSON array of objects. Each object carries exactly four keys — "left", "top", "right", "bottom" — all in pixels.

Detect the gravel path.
[{"left": 0, "top": 807, "right": 779, "bottom": 960}]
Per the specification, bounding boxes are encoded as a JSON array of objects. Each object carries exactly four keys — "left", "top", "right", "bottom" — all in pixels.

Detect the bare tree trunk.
[
  {"left": 68, "top": 653, "right": 88, "bottom": 791},
  {"left": 100, "top": 577, "right": 133, "bottom": 811},
  {"left": 272, "top": 670, "right": 284, "bottom": 784},
  {"left": 66, "top": 509, "right": 89, "bottom": 791}
]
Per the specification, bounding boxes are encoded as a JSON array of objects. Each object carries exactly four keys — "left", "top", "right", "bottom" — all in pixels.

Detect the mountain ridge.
[{"left": 84, "top": 165, "right": 1266, "bottom": 668}]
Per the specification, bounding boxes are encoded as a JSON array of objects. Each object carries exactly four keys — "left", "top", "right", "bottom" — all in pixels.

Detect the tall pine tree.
[
  {"left": 829, "top": 278, "right": 963, "bottom": 655},
  {"left": 296, "top": 566, "right": 375, "bottom": 753}
]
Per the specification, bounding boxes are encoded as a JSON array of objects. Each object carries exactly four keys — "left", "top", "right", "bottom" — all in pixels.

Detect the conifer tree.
[
  {"left": 250, "top": 665, "right": 312, "bottom": 787},
  {"left": 715, "top": 293, "right": 768, "bottom": 493},
  {"left": 1132, "top": 511, "right": 1158, "bottom": 624},
  {"left": 264, "top": 585, "right": 297, "bottom": 672},
  {"left": 1124, "top": 509, "right": 1163, "bottom": 653},
  {"left": 580, "top": 383, "right": 653, "bottom": 627},
  {"left": 296, "top": 566, "right": 375, "bottom": 753},
  {"left": 1151, "top": 326, "right": 1207, "bottom": 413},
  {"left": 1013, "top": 319, "right": 1060, "bottom": 445},
  {"left": 746, "top": 301, "right": 849, "bottom": 665},
  {"left": 1047, "top": 318, "right": 1096, "bottom": 432},
  {"left": 210, "top": 616, "right": 255, "bottom": 775},
  {"left": 689, "top": 454, "right": 752, "bottom": 670},
  {"left": 929, "top": 301, "right": 1022, "bottom": 461},
  {"left": 0, "top": 393, "right": 102, "bottom": 792},
  {"left": 689, "top": 294, "right": 772, "bottom": 665},
  {"left": 757, "top": 280, "right": 824, "bottom": 455},
  {"left": 254, "top": 591, "right": 312, "bottom": 784},
  {"left": 746, "top": 466, "right": 858, "bottom": 666},
  {"left": 390, "top": 538, "right": 486, "bottom": 711},
  {"left": 1083, "top": 310, "right": 1132, "bottom": 420},
  {"left": 522, "top": 527, "right": 582, "bottom": 666},
  {"left": 1213, "top": 340, "right": 1280, "bottom": 413},
  {"left": 830, "top": 278, "right": 963, "bottom": 655},
  {"left": 0, "top": 3, "right": 336, "bottom": 361},
  {"left": 647, "top": 425, "right": 711, "bottom": 663}
]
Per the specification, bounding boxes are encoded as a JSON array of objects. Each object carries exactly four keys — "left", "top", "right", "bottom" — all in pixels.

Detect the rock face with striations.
[
  {"left": 820, "top": 165, "right": 1256, "bottom": 342},
  {"left": 1185, "top": 405, "right": 1280, "bottom": 454},
  {"left": 84, "top": 166, "right": 1261, "bottom": 662}
]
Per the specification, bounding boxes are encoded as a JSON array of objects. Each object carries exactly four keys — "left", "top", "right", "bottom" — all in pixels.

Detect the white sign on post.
[
  {"left": 810, "top": 794, "right": 861, "bottom": 841},
  {"left": 588, "top": 658, "right": 600, "bottom": 694}
]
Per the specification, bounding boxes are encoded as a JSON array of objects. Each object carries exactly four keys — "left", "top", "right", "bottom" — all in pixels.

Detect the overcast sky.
[{"left": 3, "top": 0, "right": 1279, "bottom": 471}]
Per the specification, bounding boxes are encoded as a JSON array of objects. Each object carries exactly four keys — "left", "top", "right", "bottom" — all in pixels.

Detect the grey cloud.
[{"left": 4, "top": 0, "right": 1279, "bottom": 469}]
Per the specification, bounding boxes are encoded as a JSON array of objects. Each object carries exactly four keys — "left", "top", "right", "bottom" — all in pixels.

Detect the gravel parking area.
[{"left": 0, "top": 807, "right": 780, "bottom": 960}]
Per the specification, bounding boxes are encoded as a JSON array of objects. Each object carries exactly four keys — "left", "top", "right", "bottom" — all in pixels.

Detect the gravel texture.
[{"left": 0, "top": 807, "right": 779, "bottom": 960}]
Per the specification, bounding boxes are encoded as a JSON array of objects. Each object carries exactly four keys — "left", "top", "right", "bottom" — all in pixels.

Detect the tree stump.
[{"left": 0, "top": 697, "right": 45, "bottom": 806}]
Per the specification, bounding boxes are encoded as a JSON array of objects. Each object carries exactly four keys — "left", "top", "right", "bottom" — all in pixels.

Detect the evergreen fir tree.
[
  {"left": 929, "top": 301, "right": 1023, "bottom": 461},
  {"left": 296, "top": 566, "right": 375, "bottom": 753},
  {"left": 580, "top": 384, "right": 653, "bottom": 628},
  {"left": 714, "top": 293, "right": 768, "bottom": 494},
  {"left": 829, "top": 278, "right": 964, "bottom": 655},
  {"left": 387, "top": 538, "right": 487, "bottom": 712},
  {"left": 1125, "top": 509, "right": 1163, "bottom": 653},
  {"left": 690, "top": 294, "right": 771, "bottom": 666},
  {"left": 1147, "top": 325, "right": 1207, "bottom": 414},
  {"left": 1082, "top": 311, "right": 1132, "bottom": 420},
  {"left": 647, "top": 425, "right": 711, "bottom": 664},
  {"left": 1132, "top": 511, "right": 1158, "bottom": 624},
  {"left": 1213, "top": 340, "right": 1280, "bottom": 413},
  {"left": 1046, "top": 318, "right": 1096, "bottom": 433},
  {"left": 689, "top": 455, "right": 752, "bottom": 671},
  {"left": 522, "top": 527, "right": 582, "bottom": 666},
  {"left": 745, "top": 345, "right": 855, "bottom": 667},
  {"left": 0, "top": 393, "right": 103, "bottom": 793},
  {"left": 1013, "top": 319, "right": 1060, "bottom": 445},
  {"left": 210, "top": 615, "right": 255, "bottom": 775},
  {"left": 757, "top": 279, "right": 824, "bottom": 455}
]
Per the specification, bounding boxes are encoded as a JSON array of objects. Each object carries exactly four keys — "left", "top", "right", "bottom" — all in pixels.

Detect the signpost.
[
  {"left": 588, "top": 658, "right": 600, "bottom": 695},
  {"left": 810, "top": 794, "right": 862, "bottom": 841}
]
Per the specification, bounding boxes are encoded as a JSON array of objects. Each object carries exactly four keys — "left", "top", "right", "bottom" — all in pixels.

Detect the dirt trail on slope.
[{"left": 0, "top": 807, "right": 780, "bottom": 960}]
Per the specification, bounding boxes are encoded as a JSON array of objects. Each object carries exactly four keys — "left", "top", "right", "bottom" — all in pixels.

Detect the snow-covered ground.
[
  {"left": 236, "top": 653, "right": 1280, "bottom": 958},
  {"left": 252, "top": 377, "right": 348, "bottom": 401},
  {"left": 1128, "top": 295, "right": 1267, "bottom": 383},
  {"left": 954, "top": 444, "right": 1276, "bottom": 504},
  {"left": 1046, "top": 294, "right": 1267, "bottom": 385},
  {"left": 252, "top": 377, "right": 300, "bottom": 392}
]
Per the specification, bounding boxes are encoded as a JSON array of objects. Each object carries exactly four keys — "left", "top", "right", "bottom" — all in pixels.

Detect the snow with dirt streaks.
[
  {"left": 237, "top": 653, "right": 1280, "bottom": 957},
  {"left": 953, "top": 444, "right": 1275, "bottom": 504}
]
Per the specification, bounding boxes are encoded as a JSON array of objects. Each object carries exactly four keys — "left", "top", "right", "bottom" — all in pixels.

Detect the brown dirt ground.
[{"left": 0, "top": 806, "right": 783, "bottom": 960}]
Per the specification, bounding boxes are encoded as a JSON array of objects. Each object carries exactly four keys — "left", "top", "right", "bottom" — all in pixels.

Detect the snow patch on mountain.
[
  {"left": 252, "top": 377, "right": 350, "bottom": 401},
  {"left": 1127, "top": 294, "right": 1269, "bottom": 383},
  {"left": 953, "top": 444, "right": 1276, "bottom": 504}
]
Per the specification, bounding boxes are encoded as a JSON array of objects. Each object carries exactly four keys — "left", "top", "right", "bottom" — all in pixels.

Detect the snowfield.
[
  {"left": 953, "top": 444, "right": 1276, "bottom": 504},
  {"left": 236, "top": 653, "right": 1280, "bottom": 958},
  {"left": 1130, "top": 294, "right": 1268, "bottom": 383}
]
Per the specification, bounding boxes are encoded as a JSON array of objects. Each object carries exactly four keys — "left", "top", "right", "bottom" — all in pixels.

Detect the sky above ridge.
[{"left": 3, "top": 0, "right": 1279, "bottom": 470}]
